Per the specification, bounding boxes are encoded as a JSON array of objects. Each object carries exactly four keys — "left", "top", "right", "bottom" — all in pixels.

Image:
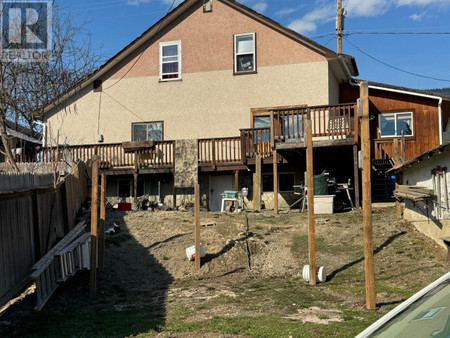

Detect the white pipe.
[
  {"left": 34, "top": 120, "right": 46, "bottom": 147},
  {"left": 356, "top": 272, "right": 450, "bottom": 337}
]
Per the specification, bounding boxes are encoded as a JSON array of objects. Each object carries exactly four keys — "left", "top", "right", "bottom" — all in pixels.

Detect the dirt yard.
[{"left": 1, "top": 207, "right": 448, "bottom": 337}]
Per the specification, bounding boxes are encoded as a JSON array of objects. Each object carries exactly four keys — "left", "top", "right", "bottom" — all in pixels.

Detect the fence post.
[
  {"left": 194, "top": 184, "right": 201, "bottom": 270},
  {"left": 99, "top": 173, "right": 106, "bottom": 271},
  {"left": 90, "top": 155, "right": 99, "bottom": 298}
]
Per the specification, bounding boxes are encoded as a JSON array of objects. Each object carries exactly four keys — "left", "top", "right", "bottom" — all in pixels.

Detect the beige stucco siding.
[{"left": 46, "top": 61, "right": 331, "bottom": 144}]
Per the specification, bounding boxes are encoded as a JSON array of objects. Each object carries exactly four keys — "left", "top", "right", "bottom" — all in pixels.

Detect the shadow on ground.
[
  {"left": 1, "top": 210, "right": 173, "bottom": 337},
  {"left": 327, "top": 231, "right": 407, "bottom": 282}
]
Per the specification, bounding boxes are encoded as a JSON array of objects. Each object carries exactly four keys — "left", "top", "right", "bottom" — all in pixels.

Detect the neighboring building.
[
  {"left": 0, "top": 121, "right": 41, "bottom": 163},
  {"left": 392, "top": 143, "right": 450, "bottom": 248}
]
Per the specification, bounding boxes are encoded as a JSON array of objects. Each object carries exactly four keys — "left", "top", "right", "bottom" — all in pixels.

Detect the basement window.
[
  {"left": 234, "top": 33, "right": 256, "bottom": 73},
  {"left": 159, "top": 40, "right": 181, "bottom": 81},
  {"left": 379, "top": 112, "right": 413, "bottom": 137}
]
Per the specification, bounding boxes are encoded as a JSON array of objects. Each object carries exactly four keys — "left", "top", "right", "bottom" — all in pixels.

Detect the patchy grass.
[{"left": 1, "top": 207, "right": 448, "bottom": 338}]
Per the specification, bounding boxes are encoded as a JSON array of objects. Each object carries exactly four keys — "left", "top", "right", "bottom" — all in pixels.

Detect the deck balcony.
[{"left": 8, "top": 103, "right": 359, "bottom": 171}]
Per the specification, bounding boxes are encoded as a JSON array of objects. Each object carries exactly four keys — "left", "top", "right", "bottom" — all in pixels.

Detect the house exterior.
[
  {"left": 392, "top": 143, "right": 450, "bottom": 249},
  {"left": 34, "top": 0, "right": 362, "bottom": 210}
]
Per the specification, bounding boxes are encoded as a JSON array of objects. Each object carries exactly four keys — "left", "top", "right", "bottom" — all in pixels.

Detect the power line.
[
  {"left": 343, "top": 36, "right": 450, "bottom": 83},
  {"left": 346, "top": 31, "right": 450, "bottom": 35},
  {"left": 103, "top": 0, "right": 178, "bottom": 90}
]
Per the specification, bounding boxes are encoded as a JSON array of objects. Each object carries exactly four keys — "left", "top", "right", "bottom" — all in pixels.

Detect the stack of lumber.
[
  {"left": 394, "top": 185, "right": 435, "bottom": 201},
  {"left": 30, "top": 221, "right": 90, "bottom": 311}
]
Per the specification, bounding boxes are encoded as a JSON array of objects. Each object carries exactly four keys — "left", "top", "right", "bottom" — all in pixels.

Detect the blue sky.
[{"left": 59, "top": 0, "right": 450, "bottom": 90}]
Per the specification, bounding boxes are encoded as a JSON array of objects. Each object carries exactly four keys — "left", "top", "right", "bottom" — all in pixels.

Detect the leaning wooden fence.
[{"left": 0, "top": 162, "right": 89, "bottom": 308}]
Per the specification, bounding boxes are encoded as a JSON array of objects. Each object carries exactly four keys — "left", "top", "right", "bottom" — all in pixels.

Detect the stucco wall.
[{"left": 45, "top": 0, "right": 335, "bottom": 145}]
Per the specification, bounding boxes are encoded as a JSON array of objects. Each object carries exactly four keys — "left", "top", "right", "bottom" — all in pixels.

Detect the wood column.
[
  {"left": 172, "top": 172, "right": 177, "bottom": 210},
  {"left": 98, "top": 173, "right": 106, "bottom": 271},
  {"left": 90, "top": 155, "right": 99, "bottom": 298},
  {"left": 234, "top": 170, "right": 239, "bottom": 192},
  {"left": 360, "top": 81, "right": 376, "bottom": 310},
  {"left": 306, "top": 110, "right": 316, "bottom": 286},
  {"left": 395, "top": 183, "right": 402, "bottom": 218},
  {"left": 273, "top": 150, "right": 278, "bottom": 214},
  {"left": 133, "top": 151, "right": 138, "bottom": 202},
  {"left": 194, "top": 184, "right": 201, "bottom": 270},
  {"left": 253, "top": 154, "right": 262, "bottom": 211},
  {"left": 353, "top": 145, "right": 360, "bottom": 210}
]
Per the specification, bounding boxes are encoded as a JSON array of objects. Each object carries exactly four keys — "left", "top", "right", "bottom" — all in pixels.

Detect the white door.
[{"left": 209, "top": 175, "right": 234, "bottom": 211}]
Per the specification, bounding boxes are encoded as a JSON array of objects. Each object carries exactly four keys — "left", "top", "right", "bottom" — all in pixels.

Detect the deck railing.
[
  {"left": 23, "top": 141, "right": 175, "bottom": 169},
  {"left": 239, "top": 127, "right": 272, "bottom": 159},
  {"left": 198, "top": 137, "right": 241, "bottom": 166},
  {"left": 273, "top": 103, "right": 358, "bottom": 142}
]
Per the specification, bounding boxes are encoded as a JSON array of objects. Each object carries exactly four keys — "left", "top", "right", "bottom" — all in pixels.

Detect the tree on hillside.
[{"left": 0, "top": 1, "right": 102, "bottom": 172}]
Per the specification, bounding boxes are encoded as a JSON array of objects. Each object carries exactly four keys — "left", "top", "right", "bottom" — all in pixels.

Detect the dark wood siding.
[{"left": 340, "top": 84, "right": 440, "bottom": 161}]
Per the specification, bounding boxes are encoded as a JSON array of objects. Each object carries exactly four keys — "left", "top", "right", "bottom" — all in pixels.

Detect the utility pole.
[{"left": 336, "top": 0, "right": 344, "bottom": 54}]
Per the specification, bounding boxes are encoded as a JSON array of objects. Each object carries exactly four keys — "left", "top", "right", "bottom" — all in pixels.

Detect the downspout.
[{"left": 34, "top": 120, "right": 46, "bottom": 147}]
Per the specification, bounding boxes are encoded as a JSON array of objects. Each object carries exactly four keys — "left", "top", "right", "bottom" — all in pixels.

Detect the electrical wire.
[
  {"left": 346, "top": 31, "right": 450, "bottom": 35},
  {"left": 343, "top": 36, "right": 450, "bottom": 83},
  {"left": 103, "top": 0, "right": 178, "bottom": 90}
]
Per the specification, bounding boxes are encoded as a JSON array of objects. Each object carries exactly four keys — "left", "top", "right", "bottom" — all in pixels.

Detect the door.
[{"left": 209, "top": 175, "right": 234, "bottom": 211}]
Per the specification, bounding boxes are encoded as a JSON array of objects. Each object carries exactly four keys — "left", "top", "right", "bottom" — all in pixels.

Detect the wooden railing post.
[
  {"left": 211, "top": 139, "right": 216, "bottom": 170},
  {"left": 354, "top": 105, "right": 359, "bottom": 143},
  {"left": 270, "top": 111, "right": 275, "bottom": 149},
  {"left": 240, "top": 131, "right": 246, "bottom": 164}
]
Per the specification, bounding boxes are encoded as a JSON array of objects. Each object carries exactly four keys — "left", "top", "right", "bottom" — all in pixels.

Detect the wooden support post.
[
  {"left": 395, "top": 183, "right": 402, "bottom": 219},
  {"left": 90, "top": 155, "right": 99, "bottom": 298},
  {"left": 270, "top": 111, "right": 275, "bottom": 148},
  {"left": 393, "top": 138, "right": 400, "bottom": 162},
  {"left": 353, "top": 145, "right": 360, "bottom": 210},
  {"left": 253, "top": 154, "right": 262, "bottom": 211},
  {"left": 360, "top": 81, "right": 376, "bottom": 310},
  {"left": 306, "top": 109, "right": 316, "bottom": 286},
  {"left": 134, "top": 151, "right": 138, "bottom": 202},
  {"left": 99, "top": 173, "right": 106, "bottom": 272},
  {"left": 401, "top": 131, "right": 405, "bottom": 162},
  {"left": 234, "top": 170, "right": 239, "bottom": 192},
  {"left": 194, "top": 184, "right": 201, "bottom": 270},
  {"left": 273, "top": 150, "right": 278, "bottom": 214},
  {"left": 172, "top": 172, "right": 177, "bottom": 210},
  {"left": 211, "top": 140, "right": 216, "bottom": 170}
]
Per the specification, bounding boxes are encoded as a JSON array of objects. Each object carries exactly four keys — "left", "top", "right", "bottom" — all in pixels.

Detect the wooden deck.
[{"left": 9, "top": 103, "right": 359, "bottom": 171}]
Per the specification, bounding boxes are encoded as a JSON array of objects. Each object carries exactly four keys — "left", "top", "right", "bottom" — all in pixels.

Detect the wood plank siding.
[{"left": 340, "top": 84, "right": 442, "bottom": 161}]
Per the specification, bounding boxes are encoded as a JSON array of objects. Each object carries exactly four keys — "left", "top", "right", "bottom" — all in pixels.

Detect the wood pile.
[{"left": 394, "top": 185, "right": 435, "bottom": 201}]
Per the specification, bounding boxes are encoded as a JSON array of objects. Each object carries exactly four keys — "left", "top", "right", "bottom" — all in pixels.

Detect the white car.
[{"left": 357, "top": 272, "right": 450, "bottom": 337}]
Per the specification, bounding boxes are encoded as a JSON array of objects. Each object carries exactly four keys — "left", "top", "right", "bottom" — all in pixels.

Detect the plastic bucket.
[
  {"left": 186, "top": 244, "right": 206, "bottom": 261},
  {"left": 302, "top": 265, "right": 327, "bottom": 283}
]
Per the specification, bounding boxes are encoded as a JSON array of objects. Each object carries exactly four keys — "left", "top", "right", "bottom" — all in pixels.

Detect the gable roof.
[
  {"left": 39, "top": 0, "right": 358, "bottom": 118},
  {"left": 354, "top": 79, "right": 450, "bottom": 101}
]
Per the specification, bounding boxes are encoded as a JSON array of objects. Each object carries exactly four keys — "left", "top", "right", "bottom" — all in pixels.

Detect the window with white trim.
[
  {"left": 234, "top": 33, "right": 256, "bottom": 73},
  {"left": 132, "top": 121, "right": 163, "bottom": 141},
  {"left": 159, "top": 40, "right": 181, "bottom": 80},
  {"left": 379, "top": 112, "right": 413, "bottom": 137}
]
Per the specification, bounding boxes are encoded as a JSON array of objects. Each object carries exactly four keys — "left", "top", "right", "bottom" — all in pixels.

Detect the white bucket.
[
  {"left": 302, "top": 265, "right": 327, "bottom": 283},
  {"left": 186, "top": 244, "right": 206, "bottom": 261}
]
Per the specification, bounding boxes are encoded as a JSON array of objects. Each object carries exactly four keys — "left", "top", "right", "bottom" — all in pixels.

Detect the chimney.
[{"left": 203, "top": 0, "right": 212, "bottom": 12}]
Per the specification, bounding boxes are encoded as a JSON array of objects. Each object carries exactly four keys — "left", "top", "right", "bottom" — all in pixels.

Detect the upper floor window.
[
  {"left": 160, "top": 41, "right": 181, "bottom": 81},
  {"left": 379, "top": 112, "right": 413, "bottom": 138},
  {"left": 132, "top": 121, "right": 163, "bottom": 141},
  {"left": 234, "top": 33, "right": 256, "bottom": 73}
]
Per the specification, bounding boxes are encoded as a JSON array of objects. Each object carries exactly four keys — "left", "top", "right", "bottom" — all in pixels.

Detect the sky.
[{"left": 58, "top": 0, "right": 450, "bottom": 90}]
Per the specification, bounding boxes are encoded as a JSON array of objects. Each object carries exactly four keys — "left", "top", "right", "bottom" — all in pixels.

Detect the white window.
[
  {"left": 379, "top": 112, "right": 413, "bottom": 138},
  {"left": 234, "top": 33, "right": 256, "bottom": 73},
  {"left": 132, "top": 121, "right": 163, "bottom": 141},
  {"left": 159, "top": 40, "right": 181, "bottom": 81}
]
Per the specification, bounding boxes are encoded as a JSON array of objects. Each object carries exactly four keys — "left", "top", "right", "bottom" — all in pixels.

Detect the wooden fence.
[{"left": 0, "top": 162, "right": 89, "bottom": 308}]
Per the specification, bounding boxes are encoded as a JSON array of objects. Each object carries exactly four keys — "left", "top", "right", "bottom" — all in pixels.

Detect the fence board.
[{"left": 0, "top": 164, "right": 88, "bottom": 307}]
